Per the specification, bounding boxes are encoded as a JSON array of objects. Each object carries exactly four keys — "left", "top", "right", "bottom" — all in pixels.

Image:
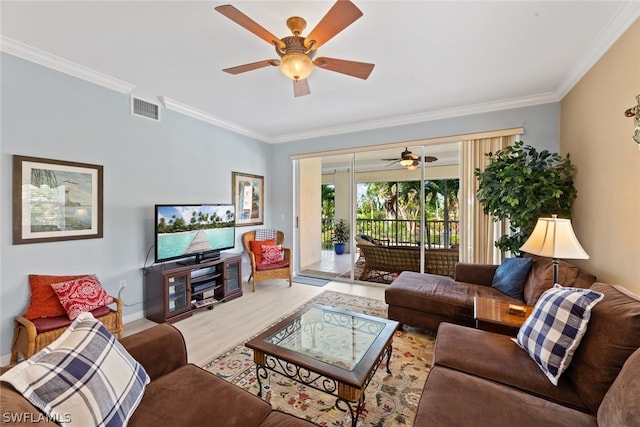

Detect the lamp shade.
[
  {"left": 520, "top": 215, "right": 589, "bottom": 259},
  {"left": 279, "top": 53, "right": 314, "bottom": 81}
]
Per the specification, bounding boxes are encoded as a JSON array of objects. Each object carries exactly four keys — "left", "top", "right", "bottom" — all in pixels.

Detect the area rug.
[
  {"left": 338, "top": 263, "right": 398, "bottom": 284},
  {"left": 203, "top": 291, "right": 435, "bottom": 426}
]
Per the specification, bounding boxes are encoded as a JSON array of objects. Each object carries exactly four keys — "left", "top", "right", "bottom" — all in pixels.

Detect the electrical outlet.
[{"left": 119, "top": 280, "right": 127, "bottom": 290}]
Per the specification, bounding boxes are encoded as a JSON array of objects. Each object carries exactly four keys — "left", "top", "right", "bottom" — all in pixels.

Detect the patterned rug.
[
  {"left": 337, "top": 262, "right": 399, "bottom": 284},
  {"left": 203, "top": 291, "right": 435, "bottom": 426}
]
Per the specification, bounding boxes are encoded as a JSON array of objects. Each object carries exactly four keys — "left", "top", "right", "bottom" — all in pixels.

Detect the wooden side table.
[{"left": 473, "top": 297, "right": 533, "bottom": 336}]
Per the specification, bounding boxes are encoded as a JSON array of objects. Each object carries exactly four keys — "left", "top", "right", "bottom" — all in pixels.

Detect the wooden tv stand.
[{"left": 144, "top": 253, "right": 242, "bottom": 323}]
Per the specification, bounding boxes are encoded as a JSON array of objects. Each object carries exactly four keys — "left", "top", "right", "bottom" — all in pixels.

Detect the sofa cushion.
[
  {"left": 31, "top": 305, "right": 113, "bottom": 333},
  {"left": 516, "top": 285, "right": 604, "bottom": 385},
  {"left": 597, "top": 347, "right": 640, "bottom": 426},
  {"left": 250, "top": 239, "right": 275, "bottom": 264},
  {"left": 256, "top": 259, "right": 290, "bottom": 271},
  {"left": 0, "top": 312, "right": 149, "bottom": 427},
  {"left": 50, "top": 274, "right": 113, "bottom": 320},
  {"left": 491, "top": 257, "right": 532, "bottom": 300},
  {"left": 433, "top": 323, "right": 588, "bottom": 411},
  {"left": 522, "top": 255, "right": 596, "bottom": 306},
  {"left": 565, "top": 283, "right": 640, "bottom": 414},
  {"left": 417, "top": 365, "right": 597, "bottom": 427},
  {"left": 128, "top": 364, "right": 273, "bottom": 427},
  {"left": 386, "top": 271, "right": 521, "bottom": 324},
  {"left": 24, "top": 274, "right": 87, "bottom": 320}
]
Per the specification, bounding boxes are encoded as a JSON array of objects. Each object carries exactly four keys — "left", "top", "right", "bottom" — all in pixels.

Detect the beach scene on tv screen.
[{"left": 156, "top": 205, "right": 235, "bottom": 260}]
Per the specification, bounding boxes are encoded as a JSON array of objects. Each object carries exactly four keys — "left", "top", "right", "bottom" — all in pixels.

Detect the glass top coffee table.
[{"left": 245, "top": 304, "right": 399, "bottom": 427}]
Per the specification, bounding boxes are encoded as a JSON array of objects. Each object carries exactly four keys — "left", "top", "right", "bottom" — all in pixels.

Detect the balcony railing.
[{"left": 322, "top": 218, "right": 460, "bottom": 249}]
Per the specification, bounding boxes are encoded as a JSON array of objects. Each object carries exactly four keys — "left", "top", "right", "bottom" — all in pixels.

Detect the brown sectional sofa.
[
  {"left": 385, "top": 255, "right": 596, "bottom": 331},
  {"left": 1, "top": 324, "right": 316, "bottom": 427},
  {"left": 414, "top": 282, "right": 640, "bottom": 426}
]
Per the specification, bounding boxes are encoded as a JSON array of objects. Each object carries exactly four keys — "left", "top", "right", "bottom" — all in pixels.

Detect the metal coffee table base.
[{"left": 255, "top": 344, "right": 393, "bottom": 427}]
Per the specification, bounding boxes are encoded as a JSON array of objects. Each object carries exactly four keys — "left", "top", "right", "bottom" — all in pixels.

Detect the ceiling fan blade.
[
  {"left": 215, "top": 5, "right": 286, "bottom": 49},
  {"left": 304, "top": 0, "right": 363, "bottom": 50},
  {"left": 314, "top": 57, "right": 374, "bottom": 80},
  {"left": 293, "top": 79, "right": 311, "bottom": 97},
  {"left": 423, "top": 156, "right": 438, "bottom": 163},
  {"left": 222, "top": 59, "right": 278, "bottom": 75}
]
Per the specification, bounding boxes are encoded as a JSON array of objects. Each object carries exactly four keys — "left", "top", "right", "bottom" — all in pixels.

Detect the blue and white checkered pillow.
[
  {"left": 1, "top": 312, "right": 149, "bottom": 426},
  {"left": 516, "top": 284, "right": 604, "bottom": 386},
  {"left": 255, "top": 228, "right": 276, "bottom": 240}
]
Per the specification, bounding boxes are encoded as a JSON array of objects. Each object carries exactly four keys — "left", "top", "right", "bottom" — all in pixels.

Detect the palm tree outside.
[{"left": 321, "top": 179, "right": 460, "bottom": 248}]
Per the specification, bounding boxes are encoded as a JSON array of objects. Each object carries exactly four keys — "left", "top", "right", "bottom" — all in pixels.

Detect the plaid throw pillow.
[
  {"left": 516, "top": 284, "right": 604, "bottom": 385},
  {"left": 0, "top": 312, "right": 149, "bottom": 426},
  {"left": 255, "top": 228, "right": 276, "bottom": 241}
]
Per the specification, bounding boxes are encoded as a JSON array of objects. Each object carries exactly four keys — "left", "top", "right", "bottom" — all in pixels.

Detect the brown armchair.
[{"left": 241, "top": 230, "right": 292, "bottom": 292}]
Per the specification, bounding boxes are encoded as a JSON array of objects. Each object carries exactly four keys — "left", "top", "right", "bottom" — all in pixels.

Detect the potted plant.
[
  {"left": 475, "top": 140, "right": 577, "bottom": 255},
  {"left": 333, "top": 219, "right": 349, "bottom": 255}
]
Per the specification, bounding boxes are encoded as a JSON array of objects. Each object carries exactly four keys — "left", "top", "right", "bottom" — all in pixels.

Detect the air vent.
[{"left": 131, "top": 96, "right": 160, "bottom": 121}]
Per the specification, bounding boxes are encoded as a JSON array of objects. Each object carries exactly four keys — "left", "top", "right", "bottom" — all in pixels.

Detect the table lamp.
[{"left": 519, "top": 215, "right": 589, "bottom": 284}]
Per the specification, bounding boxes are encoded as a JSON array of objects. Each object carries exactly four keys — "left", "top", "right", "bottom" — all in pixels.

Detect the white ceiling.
[{"left": 1, "top": 1, "right": 638, "bottom": 144}]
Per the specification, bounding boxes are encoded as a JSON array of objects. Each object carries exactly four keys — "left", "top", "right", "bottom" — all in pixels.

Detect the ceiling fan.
[
  {"left": 215, "top": 1, "right": 375, "bottom": 97},
  {"left": 382, "top": 148, "right": 438, "bottom": 170}
]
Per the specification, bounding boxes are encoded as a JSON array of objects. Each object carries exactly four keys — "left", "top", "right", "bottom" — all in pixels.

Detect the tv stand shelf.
[{"left": 144, "top": 253, "right": 242, "bottom": 323}]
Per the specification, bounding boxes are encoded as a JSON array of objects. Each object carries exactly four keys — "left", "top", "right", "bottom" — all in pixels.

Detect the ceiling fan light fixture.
[
  {"left": 406, "top": 164, "right": 418, "bottom": 170},
  {"left": 400, "top": 159, "right": 414, "bottom": 167},
  {"left": 279, "top": 52, "right": 314, "bottom": 81}
]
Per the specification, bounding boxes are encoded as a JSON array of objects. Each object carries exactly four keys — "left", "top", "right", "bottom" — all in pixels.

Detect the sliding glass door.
[{"left": 296, "top": 143, "right": 461, "bottom": 283}]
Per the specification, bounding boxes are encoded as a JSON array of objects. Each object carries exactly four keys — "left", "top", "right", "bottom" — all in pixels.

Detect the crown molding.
[
  {"left": 3, "top": 0, "right": 636, "bottom": 146},
  {"left": 160, "top": 97, "right": 272, "bottom": 142},
  {"left": 556, "top": 2, "right": 640, "bottom": 98},
  {"left": 0, "top": 35, "right": 561, "bottom": 144},
  {"left": 1, "top": 36, "right": 135, "bottom": 94},
  {"left": 270, "top": 92, "right": 560, "bottom": 143}
]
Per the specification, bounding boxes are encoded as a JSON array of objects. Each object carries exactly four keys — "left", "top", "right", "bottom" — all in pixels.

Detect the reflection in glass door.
[
  {"left": 298, "top": 154, "right": 355, "bottom": 281},
  {"left": 296, "top": 143, "right": 460, "bottom": 284}
]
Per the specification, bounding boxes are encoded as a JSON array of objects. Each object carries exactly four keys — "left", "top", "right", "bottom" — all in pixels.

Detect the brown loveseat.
[
  {"left": 385, "top": 254, "right": 596, "bottom": 331},
  {"left": 414, "top": 282, "right": 640, "bottom": 426},
  {"left": 1, "top": 324, "right": 316, "bottom": 427}
]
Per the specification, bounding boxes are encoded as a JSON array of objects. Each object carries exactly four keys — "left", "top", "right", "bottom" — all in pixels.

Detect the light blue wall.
[
  {"left": 270, "top": 103, "right": 561, "bottom": 251},
  {"left": 0, "top": 54, "right": 270, "bottom": 356},
  {"left": 0, "top": 52, "right": 561, "bottom": 357}
]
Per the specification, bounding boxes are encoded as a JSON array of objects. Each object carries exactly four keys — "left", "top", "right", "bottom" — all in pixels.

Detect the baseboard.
[
  {"left": 123, "top": 310, "right": 144, "bottom": 325},
  {"left": 0, "top": 352, "right": 11, "bottom": 367}
]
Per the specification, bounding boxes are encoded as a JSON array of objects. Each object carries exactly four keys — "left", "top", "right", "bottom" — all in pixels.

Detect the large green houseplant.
[{"left": 475, "top": 140, "right": 577, "bottom": 255}]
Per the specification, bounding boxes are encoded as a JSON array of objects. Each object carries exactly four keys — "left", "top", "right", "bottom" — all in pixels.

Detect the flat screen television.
[{"left": 154, "top": 204, "right": 236, "bottom": 264}]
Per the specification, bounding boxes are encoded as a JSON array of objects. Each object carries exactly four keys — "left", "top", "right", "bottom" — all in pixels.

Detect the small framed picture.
[
  {"left": 13, "top": 155, "right": 103, "bottom": 244},
  {"left": 232, "top": 172, "right": 264, "bottom": 226}
]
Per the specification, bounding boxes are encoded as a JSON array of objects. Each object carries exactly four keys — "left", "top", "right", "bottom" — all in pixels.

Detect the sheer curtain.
[{"left": 460, "top": 135, "right": 514, "bottom": 264}]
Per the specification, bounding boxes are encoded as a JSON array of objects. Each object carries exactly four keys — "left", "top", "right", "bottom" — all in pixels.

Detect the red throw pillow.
[
  {"left": 261, "top": 244, "right": 283, "bottom": 264},
  {"left": 50, "top": 275, "right": 114, "bottom": 320},
  {"left": 25, "top": 274, "right": 87, "bottom": 320},
  {"left": 249, "top": 239, "right": 274, "bottom": 264}
]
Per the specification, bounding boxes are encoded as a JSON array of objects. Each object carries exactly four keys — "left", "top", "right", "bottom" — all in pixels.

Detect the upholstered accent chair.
[{"left": 241, "top": 230, "right": 292, "bottom": 292}]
